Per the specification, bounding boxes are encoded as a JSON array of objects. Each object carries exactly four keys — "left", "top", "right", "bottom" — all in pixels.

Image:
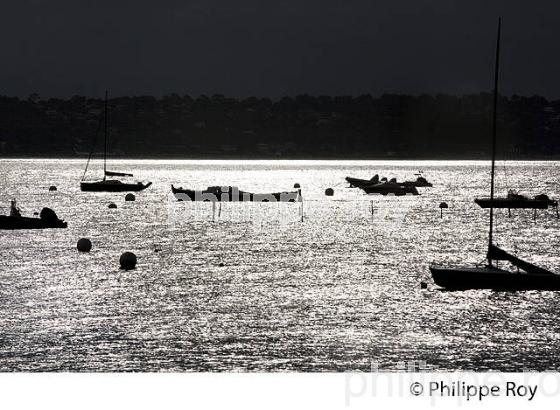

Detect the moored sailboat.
[
  {"left": 431, "top": 245, "right": 560, "bottom": 291},
  {"left": 429, "top": 18, "right": 560, "bottom": 291},
  {"left": 80, "top": 91, "right": 152, "bottom": 192}
]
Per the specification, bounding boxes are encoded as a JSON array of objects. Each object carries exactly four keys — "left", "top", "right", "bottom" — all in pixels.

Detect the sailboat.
[
  {"left": 80, "top": 91, "right": 152, "bottom": 192},
  {"left": 429, "top": 18, "right": 560, "bottom": 291}
]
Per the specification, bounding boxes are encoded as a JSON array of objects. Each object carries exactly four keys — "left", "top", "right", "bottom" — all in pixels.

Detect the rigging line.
[
  {"left": 103, "top": 90, "right": 108, "bottom": 178},
  {"left": 501, "top": 145, "right": 510, "bottom": 193},
  {"left": 81, "top": 113, "right": 103, "bottom": 181}
]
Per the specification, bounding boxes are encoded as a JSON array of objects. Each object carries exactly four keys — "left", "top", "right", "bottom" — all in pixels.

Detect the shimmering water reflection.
[{"left": 0, "top": 159, "right": 559, "bottom": 371}]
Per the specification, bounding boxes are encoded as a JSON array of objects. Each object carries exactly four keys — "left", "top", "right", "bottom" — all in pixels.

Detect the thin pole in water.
[
  {"left": 212, "top": 201, "right": 216, "bottom": 222},
  {"left": 103, "top": 90, "right": 108, "bottom": 181},
  {"left": 488, "top": 17, "right": 501, "bottom": 264}
]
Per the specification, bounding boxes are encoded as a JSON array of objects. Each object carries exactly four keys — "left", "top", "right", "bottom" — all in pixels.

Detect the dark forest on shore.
[{"left": 1, "top": 93, "right": 559, "bottom": 159}]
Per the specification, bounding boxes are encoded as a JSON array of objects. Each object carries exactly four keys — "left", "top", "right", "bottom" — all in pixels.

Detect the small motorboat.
[
  {"left": 345, "top": 174, "right": 380, "bottom": 188},
  {"left": 358, "top": 181, "right": 419, "bottom": 196},
  {"left": 475, "top": 190, "right": 558, "bottom": 209},
  {"left": 400, "top": 176, "right": 433, "bottom": 187},
  {"left": 172, "top": 185, "right": 301, "bottom": 202},
  {"left": 346, "top": 174, "right": 432, "bottom": 188},
  {"left": 0, "top": 200, "right": 67, "bottom": 230}
]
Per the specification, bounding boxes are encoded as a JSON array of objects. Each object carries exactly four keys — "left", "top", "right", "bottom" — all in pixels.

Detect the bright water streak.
[{"left": 0, "top": 159, "right": 560, "bottom": 371}]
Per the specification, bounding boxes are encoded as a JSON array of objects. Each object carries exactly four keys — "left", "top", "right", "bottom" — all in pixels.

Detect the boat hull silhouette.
[
  {"left": 81, "top": 180, "right": 152, "bottom": 192},
  {"left": 475, "top": 197, "right": 557, "bottom": 209},
  {"left": 359, "top": 183, "right": 419, "bottom": 196},
  {"left": 430, "top": 265, "right": 560, "bottom": 291},
  {"left": 346, "top": 176, "right": 379, "bottom": 188},
  {"left": 346, "top": 175, "right": 432, "bottom": 188},
  {"left": 0, "top": 215, "right": 67, "bottom": 230},
  {"left": 172, "top": 185, "right": 300, "bottom": 202}
]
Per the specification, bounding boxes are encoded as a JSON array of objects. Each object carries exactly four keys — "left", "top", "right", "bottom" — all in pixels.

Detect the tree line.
[{"left": 0, "top": 93, "right": 559, "bottom": 158}]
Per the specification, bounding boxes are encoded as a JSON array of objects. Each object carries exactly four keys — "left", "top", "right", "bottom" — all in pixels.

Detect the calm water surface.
[{"left": 0, "top": 159, "right": 559, "bottom": 371}]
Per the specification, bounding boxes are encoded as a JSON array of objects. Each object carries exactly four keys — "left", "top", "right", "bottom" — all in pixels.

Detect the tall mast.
[
  {"left": 103, "top": 90, "right": 108, "bottom": 180},
  {"left": 488, "top": 17, "right": 501, "bottom": 262}
]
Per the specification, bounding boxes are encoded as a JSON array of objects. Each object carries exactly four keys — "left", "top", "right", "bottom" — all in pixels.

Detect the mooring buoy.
[
  {"left": 49, "top": 185, "right": 57, "bottom": 191},
  {"left": 77, "top": 238, "right": 92, "bottom": 252},
  {"left": 325, "top": 188, "right": 334, "bottom": 196},
  {"left": 108, "top": 203, "right": 117, "bottom": 209},
  {"left": 125, "top": 193, "right": 136, "bottom": 202},
  {"left": 119, "top": 252, "right": 137, "bottom": 270}
]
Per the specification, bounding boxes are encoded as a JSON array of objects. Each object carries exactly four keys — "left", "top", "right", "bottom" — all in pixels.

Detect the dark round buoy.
[
  {"left": 420, "top": 281, "right": 428, "bottom": 289},
  {"left": 119, "top": 252, "right": 137, "bottom": 270},
  {"left": 125, "top": 193, "right": 136, "bottom": 202},
  {"left": 294, "top": 183, "right": 301, "bottom": 189},
  {"left": 77, "top": 238, "right": 92, "bottom": 252},
  {"left": 219, "top": 262, "right": 225, "bottom": 267},
  {"left": 325, "top": 188, "right": 334, "bottom": 196},
  {"left": 49, "top": 185, "right": 57, "bottom": 191},
  {"left": 108, "top": 203, "right": 117, "bottom": 209}
]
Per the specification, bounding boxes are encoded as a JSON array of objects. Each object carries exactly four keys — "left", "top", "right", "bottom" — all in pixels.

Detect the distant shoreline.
[
  {"left": 2, "top": 93, "right": 560, "bottom": 160},
  {"left": 2, "top": 154, "right": 560, "bottom": 161}
]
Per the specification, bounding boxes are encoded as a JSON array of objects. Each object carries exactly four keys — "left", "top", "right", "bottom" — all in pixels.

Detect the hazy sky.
[{"left": 1, "top": 0, "right": 560, "bottom": 98}]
